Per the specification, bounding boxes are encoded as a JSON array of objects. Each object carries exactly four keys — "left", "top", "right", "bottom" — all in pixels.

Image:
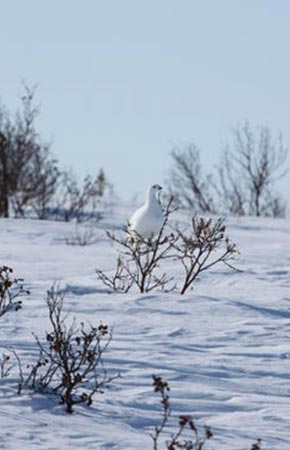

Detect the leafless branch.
[
  {"left": 216, "top": 122, "right": 288, "bottom": 217},
  {"left": 0, "top": 266, "right": 29, "bottom": 318},
  {"left": 26, "top": 286, "right": 118, "bottom": 413},
  {"left": 151, "top": 375, "right": 213, "bottom": 450},
  {"left": 166, "top": 145, "right": 216, "bottom": 213},
  {"left": 97, "top": 197, "right": 178, "bottom": 293},
  {"left": 172, "top": 217, "right": 238, "bottom": 294}
]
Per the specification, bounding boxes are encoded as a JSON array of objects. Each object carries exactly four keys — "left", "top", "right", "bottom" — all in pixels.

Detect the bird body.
[{"left": 129, "top": 185, "right": 164, "bottom": 240}]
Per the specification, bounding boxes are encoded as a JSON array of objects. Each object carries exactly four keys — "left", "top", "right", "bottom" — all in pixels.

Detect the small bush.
[
  {"left": 151, "top": 375, "right": 212, "bottom": 450},
  {"left": 251, "top": 440, "right": 262, "bottom": 450},
  {"left": 0, "top": 265, "right": 29, "bottom": 317},
  {"left": 0, "top": 353, "right": 12, "bottom": 378},
  {"left": 97, "top": 198, "right": 178, "bottom": 293},
  {"left": 26, "top": 286, "right": 118, "bottom": 413},
  {"left": 0, "top": 349, "right": 23, "bottom": 394},
  {"left": 151, "top": 375, "right": 261, "bottom": 450},
  {"left": 65, "top": 221, "right": 101, "bottom": 246},
  {"left": 51, "top": 169, "right": 113, "bottom": 223},
  {"left": 174, "top": 217, "right": 238, "bottom": 294},
  {"left": 97, "top": 203, "right": 238, "bottom": 295}
]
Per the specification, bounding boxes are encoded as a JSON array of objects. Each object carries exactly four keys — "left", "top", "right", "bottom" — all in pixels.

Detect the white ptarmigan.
[{"left": 128, "top": 184, "right": 164, "bottom": 240}]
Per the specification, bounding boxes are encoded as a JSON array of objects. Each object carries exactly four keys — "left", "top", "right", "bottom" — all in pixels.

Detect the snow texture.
[{"left": 1, "top": 207, "right": 290, "bottom": 450}]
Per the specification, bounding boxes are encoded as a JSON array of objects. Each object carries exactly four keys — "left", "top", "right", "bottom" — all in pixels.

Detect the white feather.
[{"left": 129, "top": 185, "right": 164, "bottom": 239}]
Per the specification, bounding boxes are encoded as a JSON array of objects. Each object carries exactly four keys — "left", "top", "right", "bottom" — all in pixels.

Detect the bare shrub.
[
  {"left": 251, "top": 440, "right": 262, "bottom": 450},
  {"left": 151, "top": 375, "right": 212, "bottom": 450},
  {"left": 0, "top": 353, "right": 13, "bottom": 378},
  {"left": 166, "top": 145, "right": 216, "bottom": 213},
  {"left": 0, "top": 85, "right": 59, "bottom": 218},
  {"left": 0, "top": 266, "right": 29, "bottom": 317},
  {"left": 214, "top": 147, "right": 247, "bottom": 216},
  {"left": 151, "top": 375, "right": 261, "bottom": 450},
  {"left": 65, "top": 221, "right": 101, "bottom": 246},
  {"left": 97, "top": 198, "right": 238, "bottom": 294},
  {"left": 52, "top": 169, "right": 113, "bottom": 223},
  {"left": 0, "top": 349, "right": 23, "bottom": 394},
  {"left": 29, "top": 148, "right": 60, "bottom": 219},
  {"left": 166, "top": 123, "right": 288, "bottom": 218},
  {"left": 151, "top": 376, "right": 171, "bottom": 450},
  {"left": 26, "top": 286, "right": 117, "bottom": 413},
  {"left": 96, "top": 198, "right": 178, "bottom": 293},
  {"left": 173, "top": 217, "right": 238, "bottom": 294},
  {"left": 0, "top": 84, "right": 112, "bottom": 221},
  {"left": 96, "top": 256, "right": 135, "bottom": 293},
  {"left": 216, "top": 122, "right": 288, "bottom": 217}
]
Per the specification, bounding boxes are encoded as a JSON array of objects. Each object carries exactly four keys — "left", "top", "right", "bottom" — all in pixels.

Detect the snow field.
[{"left": 0, "top": 210, "right": 290, "bottom": 449}]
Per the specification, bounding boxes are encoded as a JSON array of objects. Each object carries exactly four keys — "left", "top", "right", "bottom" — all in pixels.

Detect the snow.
[{"left": 1, "top": 209, "right": 290, "bottom": 449}]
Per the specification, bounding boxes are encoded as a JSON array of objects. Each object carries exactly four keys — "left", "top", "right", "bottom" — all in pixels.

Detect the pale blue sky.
[{"left": 1, "top": 1, "right": 290, "bottom": 200}]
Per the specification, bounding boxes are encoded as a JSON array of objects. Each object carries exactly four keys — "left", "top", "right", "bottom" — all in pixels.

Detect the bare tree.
[
  {"left": 51, "top": 168, "right": 112, "bottom": 222},
  {"left": 214, "top": 147, "right": 247, "bottom": 216},
  {"left": 29, "top": 149, "right": 60, "bottom": 219},
  {"left": 216, "top": 122, "right": 288, "bottom": 217},
  {"left": 0, "top": 127, "right": 10, "bottom": 217},
  {"left": 166, "top": 145, "right": 216, "bottom": 213},
  {"left": 0, "top": 85, "right": 59, "bottom": 218}
]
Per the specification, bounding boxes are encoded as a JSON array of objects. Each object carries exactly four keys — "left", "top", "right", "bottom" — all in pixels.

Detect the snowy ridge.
[{"left": 0, "top": 212, "right": 290, "bottom": 449}]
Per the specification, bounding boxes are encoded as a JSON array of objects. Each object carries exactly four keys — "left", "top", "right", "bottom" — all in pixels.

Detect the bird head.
[{"left": 150, "top": 184, "right": 162, "bottom": 193}]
